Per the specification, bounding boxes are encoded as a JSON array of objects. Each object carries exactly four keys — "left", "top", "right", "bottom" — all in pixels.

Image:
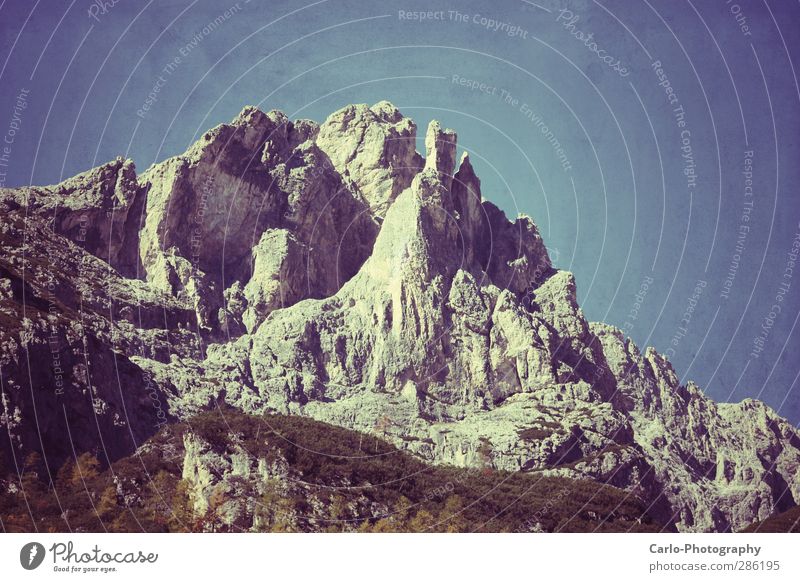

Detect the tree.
[
  {"left": 365, "top": 496, "right": 413, "bottom": 532},
  {"left": 21, "top": 454, "right": 44, "bottom": 499},
  {"left": 167, "top": 479, "right": 197, "bottom": 532},
  {"left": 204, "top": 484, "right": 228, "bottom": 532},
  {"left": 20, "top": 452, "right": 49, "bottom": 518},
  {"left": 141, "top": 470, "right": 178, "bottom": 530},
  {"left": 55, "top": 457, "right": 75, "bottom": 493},
  {"left": 97, "top": 485, "right": 118, "bottom": 520},
  {"left": 71, "top": 453, "right": 101, "bottom": 486},
  {"left": 436, "top": 495, "right": 468, "bottom": 532},
  {"left": 22, "top": 451, "right": 43, "bottom": 483},
  {"left": 254, "top": 479, "right": 297, "bottom": 532},
  {"left": 408, "top": 508, "right": 436, "bottom": 532},
  {"left": 324, "top": 494, "right": 348, "bottom": 532}
]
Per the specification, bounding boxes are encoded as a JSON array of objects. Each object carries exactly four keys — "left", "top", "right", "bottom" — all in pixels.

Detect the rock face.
[
  {"left": 316, "top": 101, "right": 423, "bottom": 216},
  {"left": 0, "top": 190, "right": 189, "bottom": 472},
  {"left": 4, "top": 157, "right": 146, "bottom": 277},
  {"left": 137, "top": 106, "right": 380, "bottom": 338},
  {"left": 1, "top": 102, "right": 799, "bottom": 532}
]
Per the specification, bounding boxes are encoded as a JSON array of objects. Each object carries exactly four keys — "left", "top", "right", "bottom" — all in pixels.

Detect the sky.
[{"left": 0, "top": 0, "right": 798, "bottom": 425}]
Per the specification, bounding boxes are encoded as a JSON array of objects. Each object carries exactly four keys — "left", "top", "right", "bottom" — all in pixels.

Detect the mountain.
[{"left": 1, "top": 102, "right": 798, "bottom": 533}]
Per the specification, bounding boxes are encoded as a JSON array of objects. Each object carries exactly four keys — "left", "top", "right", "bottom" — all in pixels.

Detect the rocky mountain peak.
[
  {"left": 1, "top": 103, "right": 798, "bottom": 533},
  {"left": 317, "top": 101, "right": 423, "bottom": 216}
]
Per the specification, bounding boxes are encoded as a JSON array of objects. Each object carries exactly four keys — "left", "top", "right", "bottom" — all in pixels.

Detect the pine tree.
[
  {"left": 437, "top": 495, "right": 468, "bottom": 532},
  {"left": 367, "top": 495, "right": 413, "bottom": 532},
  {"left": 408, "top": 508, "right": 436, "bottom": 532},
  {"left": 71, "top": 452, "right": 101, "bottom": 486},
  {"left": 325, "top": 494, "right": 348, "bottom": 532},
  {"left": 254, "top": 479, "right": 297, "bottom": 532},
  {"left": 169, "top": 479, "right": 197, "bottom": 532},
  {"left": 205, "top": 484, "right": 228, "bottom": 532},
  {"left": 97, "top": 485, "right": 118, "bottom": 520},
  {"left": 143, "top": 470, "right": 176, "bottom": 529}
]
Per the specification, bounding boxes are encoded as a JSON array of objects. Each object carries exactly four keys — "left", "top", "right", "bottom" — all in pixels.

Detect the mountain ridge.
[{"left": 1, "top": 101, "right": 798, "bottom": 533}]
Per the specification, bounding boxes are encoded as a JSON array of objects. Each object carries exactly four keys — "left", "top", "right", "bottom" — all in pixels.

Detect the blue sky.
[{"left": 1, "top": 0, "right": 799, "bottom": 424}]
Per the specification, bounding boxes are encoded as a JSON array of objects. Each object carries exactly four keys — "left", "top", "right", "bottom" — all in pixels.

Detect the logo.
[{"left": 20, "top": 542, "right": 46, "bottom": 570}]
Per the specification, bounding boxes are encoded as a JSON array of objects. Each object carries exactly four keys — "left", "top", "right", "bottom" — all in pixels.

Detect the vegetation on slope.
[
  {"left": 0, "top": 408, "right": 667, "bottom": 533},
  {"left": 742, "top": 506, "right": 800, "bottom": 533}
]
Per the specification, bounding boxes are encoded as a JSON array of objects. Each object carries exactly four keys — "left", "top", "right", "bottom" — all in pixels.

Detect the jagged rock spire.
[{"left": 423, "top": 120, "right": 457, "bottom": 191}]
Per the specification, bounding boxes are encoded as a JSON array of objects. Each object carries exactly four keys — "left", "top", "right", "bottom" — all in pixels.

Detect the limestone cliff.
[{"left": 1, "top": 102, "right": 797, "bottom": 532}]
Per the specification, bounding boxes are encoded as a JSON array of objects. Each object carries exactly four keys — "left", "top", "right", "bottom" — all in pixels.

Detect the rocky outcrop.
[
  {"left": 317, "top": 101, "right": 423, "bottom": 215},
  {"left": 136, "top": 105, "right": 383, "bottom": 339},
  {"left": 2, "top": 157, "right": 145, "bottom": 277},
  {"left": 1, "top": 102, "right": 798, "bottom": 532},
  {"left": 0, "top": 195, "right": 185, "bottom": 471}
]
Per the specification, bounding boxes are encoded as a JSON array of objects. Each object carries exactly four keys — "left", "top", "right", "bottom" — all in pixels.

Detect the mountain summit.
[{"left": 1, "top": 102, "right": 798, "bottom": 532}]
